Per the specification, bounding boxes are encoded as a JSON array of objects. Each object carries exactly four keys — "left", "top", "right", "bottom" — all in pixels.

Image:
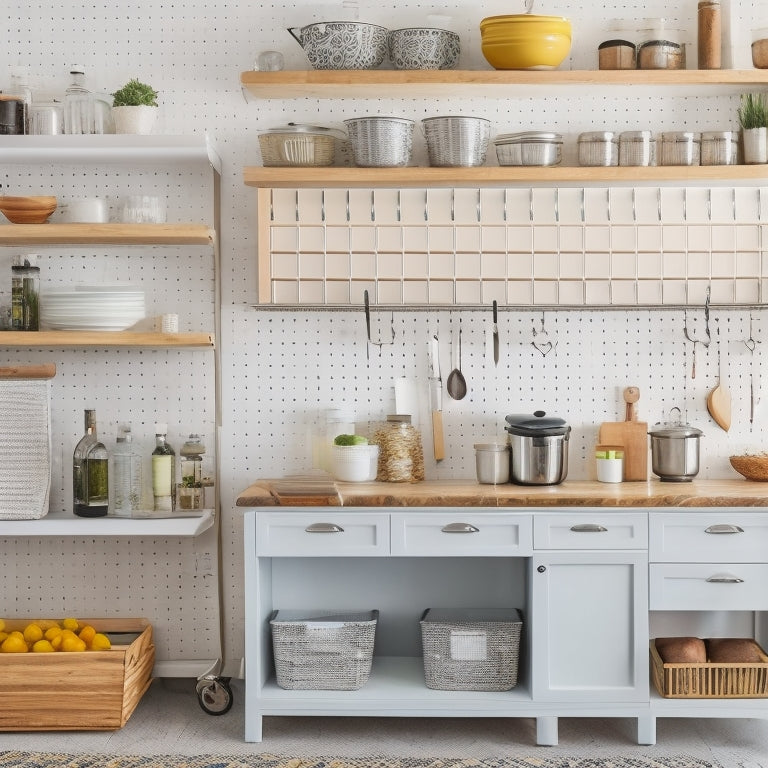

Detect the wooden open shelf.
[
  {"left": 0, "top": 331, "right": 215, "bottom": 348},
  {"left": 241, "top": 69, "right": 768, "bottom": 100},
  {"left": 0, "top": 223, "right": 214, "bottom": 246}
]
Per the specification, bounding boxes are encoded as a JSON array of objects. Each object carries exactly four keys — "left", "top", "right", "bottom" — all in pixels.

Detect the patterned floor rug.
[{"left": 0, "top": 754, "right": 723, "bottom": 768}]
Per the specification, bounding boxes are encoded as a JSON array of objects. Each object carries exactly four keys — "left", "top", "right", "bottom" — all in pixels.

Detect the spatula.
[{"left": 707, "top": 332, "right": 731, "bottom": 432}]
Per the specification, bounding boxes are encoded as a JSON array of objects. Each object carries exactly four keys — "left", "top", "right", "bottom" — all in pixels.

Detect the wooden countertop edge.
[{"left": 236, "top": 479, "right": 768, "bottom": 508}]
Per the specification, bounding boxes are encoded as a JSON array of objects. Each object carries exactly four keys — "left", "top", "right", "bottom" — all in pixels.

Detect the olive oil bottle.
[
  {"left": 151, "top": 423, "right": 176, "bottom": 512},
  {"left": 73, "top": 409, "right": 109, "bottom": 517}
]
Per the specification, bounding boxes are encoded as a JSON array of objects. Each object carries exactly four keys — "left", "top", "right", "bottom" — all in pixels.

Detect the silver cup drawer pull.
[
  {"left": 570, "top": 523, "right": 608, "bottom": 533},
  {"left": 704, "top": 524, "right": 745, "bottom": 534},
  {"left": 706, "top": 573, "right": 745, "bottom": 584},
  {"left": 304, "top": 522, "right": 345, "bottom": 533},
  {"left": 441, "top": 523, "right": 480, "bottom": 533}
]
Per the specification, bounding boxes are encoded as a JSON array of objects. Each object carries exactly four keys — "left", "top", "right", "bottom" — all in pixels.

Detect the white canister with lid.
[{"left": 474, "top": 442, "right": 510, "bottom": 484}]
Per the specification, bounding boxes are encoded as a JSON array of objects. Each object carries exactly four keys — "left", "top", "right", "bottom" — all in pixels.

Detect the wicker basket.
[
  {"left": 729, "top": 454, "right": 768, "bottom": 481},
  {"left": 270, "top": 609, "right": 378, "bottom": 690},
  {"left": 650, "top": 639, "right": 768, "bottom": 698},
  {"left": 344, "top": 117, "right": 414, "bottom": 167},
  {"left": 258, "top": 133, "right": 336, "bottom": 167},
  {"left": 420, "top": 607, "right": 522, "bottom": 691},
  {"left": 421, "top": 116, "right": 491, "bottom": 167}
]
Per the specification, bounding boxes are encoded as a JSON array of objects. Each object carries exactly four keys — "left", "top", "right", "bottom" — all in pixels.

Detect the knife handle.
[{"left": 432, "top": 411, "right": 445, "bottom": 461}]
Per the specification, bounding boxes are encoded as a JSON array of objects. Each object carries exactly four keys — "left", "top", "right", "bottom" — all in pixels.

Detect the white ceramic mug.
[{"left": 59, "top": 197, "right": 108, "bottom": 223}]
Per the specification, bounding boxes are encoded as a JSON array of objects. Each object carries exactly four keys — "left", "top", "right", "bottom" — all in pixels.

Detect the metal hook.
[
  {"left": 580, "top": 187, "right": 585, "bottom": 223},
  {"left": 531, "top": 311, "right": 557, "bottom": 357},
  {"left": 424, "top": 189, "right": 429, "bottom": 222},
  {"left": 656, "top": 187, "right": 662, "bottom": 222},
  {"left": 683, "top": 286, "right": 712, "bottom": 379},
  {"left": 451, "top": 188, "right": 455, "bottom": 222},
  {"left": 294, "top": 189, "right": 300, "bottom": 223},
  {"left": 363, "top": 290, "right": 395, "bottom": 361},
  {"left": 370, "top": 190, "right": 375, "bottom": 222},
  {"left": 320, "top": 189, "right": 326, "bottom": 223},
  {"left": 396, "top": 189, "right": 401, "bottom": 223},
  {"left": 269, "top": 188, "right": 275, "bottom": 222},
  {"left": 476, "top": 188, "right": 482, "bottom": 223},
  {"left": 529, "top": 187, "right": 534, "bottom": 222},
  {"left": 631, "top": 187, "right": 637, "bottom": 223},
  {"left": 606, "top": 188, "right": 611, "bottom": 223},
  {"left": 683, "top": 188, "right": 687, "bottom": 222},
  {"left": 345, "top": 189, "right": 351, "bottom": 222},
  {"left": 554, "top": 188, "right": 560, "bottom": 223}
]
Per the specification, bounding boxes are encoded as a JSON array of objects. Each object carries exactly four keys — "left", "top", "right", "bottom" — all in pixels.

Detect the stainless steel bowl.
[
  {"left": 387, "top": 28, "right": 461, "bottom": 70},
  {"left": 287, "top": 22, "right": 388, "bottom": 70}
]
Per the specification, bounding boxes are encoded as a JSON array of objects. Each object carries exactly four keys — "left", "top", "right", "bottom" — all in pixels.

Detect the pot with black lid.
[
  {"left": 505, "top": 411, "right": 571, "bottom": 486},
  {"left": 648, "top": 408, "right": 703, "bottom": 482}
]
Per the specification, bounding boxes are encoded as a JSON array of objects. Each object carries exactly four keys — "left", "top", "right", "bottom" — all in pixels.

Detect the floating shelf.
[
  {"left": 244, "top": 164, "right": 768, "bottom": 189},
  {"left": 241, "top": 68, "right": 768, "bottom": 100},
  {"left": 0, "top": 509, "right": 215, "bottom": 537},
  {"left": 0, "top": 223, "right": 214, "bottom": 246},
  {"left": 0, "top": 331, "right": 215, "bottom": 348}
]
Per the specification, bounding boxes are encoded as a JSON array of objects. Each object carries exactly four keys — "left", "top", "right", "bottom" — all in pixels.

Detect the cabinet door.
[{"left": 531, "top": 551, "right": 649, "bottom": 702}]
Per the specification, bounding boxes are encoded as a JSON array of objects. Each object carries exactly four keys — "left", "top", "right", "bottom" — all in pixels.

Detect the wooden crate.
[
  {"left": 650, "top": 639, "right": 768, "bottom": 698},
  {"left": 0, "top": 617, "right": 154, "bottom": 730}
]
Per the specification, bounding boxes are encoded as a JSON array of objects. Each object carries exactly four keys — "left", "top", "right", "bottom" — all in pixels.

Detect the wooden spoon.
[{"left": 707, "top": 334, "right": 731, "bottom": 432}]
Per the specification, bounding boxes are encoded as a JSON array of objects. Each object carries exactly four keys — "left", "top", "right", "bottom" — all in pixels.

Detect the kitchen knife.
[
  {"left": 492, "top": 300, "right": 499, "bottom": 365},
  {"left": 429, "top": 334, "right": 445, "bottom": 461}
]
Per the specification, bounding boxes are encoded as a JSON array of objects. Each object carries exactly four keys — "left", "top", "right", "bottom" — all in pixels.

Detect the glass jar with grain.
[{"left": 372, "top": 414, "right": 424, "bottom": 483}]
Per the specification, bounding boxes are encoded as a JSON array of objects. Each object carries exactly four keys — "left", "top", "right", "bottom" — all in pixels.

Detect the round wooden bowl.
[
  {"left": 729, "top": 454, "right": 768, "bottom": 481},
  {"left": 0, "top": 195, "right": 58, "bottom": 224}
]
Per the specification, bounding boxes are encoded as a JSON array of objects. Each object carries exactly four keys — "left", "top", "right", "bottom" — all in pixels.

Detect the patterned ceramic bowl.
[
  {"left": 387, "top": 27, "right": 461, "bottom": 70},
  {"left": 288, "top": 22, "right": 388, "bottom": 70}
]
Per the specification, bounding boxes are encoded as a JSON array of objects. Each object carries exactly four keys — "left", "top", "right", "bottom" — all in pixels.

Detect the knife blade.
[
  {"left": 492, "top": 300, "right": 499, "bottom": 365},
  {"left": 429, "top": 334, "right": 445, "bottom": 461}
]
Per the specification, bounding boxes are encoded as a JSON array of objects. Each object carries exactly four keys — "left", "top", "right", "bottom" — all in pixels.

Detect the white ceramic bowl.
[{"left": 331, "top": 444, "right": 379, "bottom": 482}]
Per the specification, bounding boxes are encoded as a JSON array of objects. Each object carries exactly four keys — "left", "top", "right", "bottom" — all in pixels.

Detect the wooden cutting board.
[{"left": 598, "top": 386, "right": 648, "bottom": 481}]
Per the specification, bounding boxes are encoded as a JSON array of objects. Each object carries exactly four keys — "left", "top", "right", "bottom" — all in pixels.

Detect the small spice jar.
[
  {"left": 660, "top": 131, "right": 701, "bottom": 166},
  {"left": 697, "top": 1, "right": 721, "bottom": 69},
  {"left": 578, "top": 131, "right": 619, "bottom": 167},
  {"left": 372, "top": 414, "right": 425, "bottom": 483},
  {"left": 619, "top": 130, "right": 657, "bottom": 166},
  {"left": 700, "top": 130, "right": 739, "bottom": 165}
]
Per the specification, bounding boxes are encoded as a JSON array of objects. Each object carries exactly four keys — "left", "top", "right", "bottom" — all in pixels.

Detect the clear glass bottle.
[
  {"left": 112, "top": 426, "right": 142, "bottom": 516},
  {"left": 9, "top": 67, "right": 32, "bottom": 134},
  {"left": 178, "top": 433, "right": 205, "bottom": 510},
  {"left": 151, "top": 423, "right": 176, "bottom": 512},
  {"left": 73, "top": 409, "right": 109, "bottom": 517},
  {"left": 11, "top": 254, "right": 40, "bottom": 331},
  {"left": 63, "top": 66, "right": 96, "bottom": 135},
  {"left": 372, "top": 414, "right": 425, "bottom": 483}
]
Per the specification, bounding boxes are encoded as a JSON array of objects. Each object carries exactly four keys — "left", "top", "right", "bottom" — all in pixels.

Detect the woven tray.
[{"left": 650, "top": 639, "right": 768, "bottom": 698}]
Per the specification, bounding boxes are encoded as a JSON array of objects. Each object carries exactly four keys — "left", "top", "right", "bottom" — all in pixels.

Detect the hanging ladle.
[{"left": 446, "top": 325, "right": 467, "bottom": 401}]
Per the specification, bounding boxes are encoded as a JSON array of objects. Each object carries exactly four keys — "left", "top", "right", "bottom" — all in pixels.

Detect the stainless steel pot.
[
  {"left": 505, "top": 411, "right": 571, "bottom": 485},
  {"left": 648, "top": 417, "right": 703, "bottom": 482}
]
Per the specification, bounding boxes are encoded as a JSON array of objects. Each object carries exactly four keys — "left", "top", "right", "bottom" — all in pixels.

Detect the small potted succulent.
[
  {"left": 738, "top": 93, "right": 768, "bottom": 164},
  {"left": 111, "top": 78, "right": 159, "bottom": 135}
]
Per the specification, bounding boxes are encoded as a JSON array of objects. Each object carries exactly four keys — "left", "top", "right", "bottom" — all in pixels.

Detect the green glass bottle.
[{"left": 73, "top": 409, "right": 109, "bottom": 517}]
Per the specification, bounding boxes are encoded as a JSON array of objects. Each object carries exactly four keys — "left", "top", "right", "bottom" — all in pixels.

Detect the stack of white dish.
[{"left": 40, "top": 286, "right": 146, "bottom": 331}]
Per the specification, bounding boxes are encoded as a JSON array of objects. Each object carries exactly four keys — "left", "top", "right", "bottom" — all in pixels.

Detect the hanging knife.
[
  {"left": 429, "top": 334, "right": 445, "bottom": 461},
  {"left": 492, "top": 300, "right": 499, "bottom": 365}
]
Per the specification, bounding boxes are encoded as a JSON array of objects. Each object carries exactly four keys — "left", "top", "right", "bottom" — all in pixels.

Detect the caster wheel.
[{"left": 196, "top": 675, "right": 233, "bottom": 715}]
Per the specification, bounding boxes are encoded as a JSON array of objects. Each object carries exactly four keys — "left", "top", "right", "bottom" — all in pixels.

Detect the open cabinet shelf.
[
  {"left": 0, "top": 223, "right": 214, "bottom": 246},
  {"left": 0, "top": 331, "right": 215, "bottom": 348}
]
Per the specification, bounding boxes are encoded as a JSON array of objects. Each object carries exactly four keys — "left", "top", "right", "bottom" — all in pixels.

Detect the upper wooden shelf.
[
  {"left": 244, "top": 164, "right": 768, "bottom": 189},
  {"left": 241, "top": 69, "right": 768, "bottom": 100},
  {"left": 0, "top": 223, "right": 214, "bottom": 246},
  {"left": 0, "top": 331, "right": 215, "bottom": 349}
]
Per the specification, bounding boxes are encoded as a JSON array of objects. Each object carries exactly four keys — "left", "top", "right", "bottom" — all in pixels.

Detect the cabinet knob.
[
  {"left": 704, "top": 524, "right": 745, "bottom": 534},
  {"left": 537, "top": 565, "right": 546, "bottom": 573},
  {"left": 304, "top": 522, "right": 345, "bottom": 533},
  {"left": 570, "top": 523, "right": 608, "bottom": 533},
  {"left": 441, "top": 522, "right": 479, "bottom": 533}
]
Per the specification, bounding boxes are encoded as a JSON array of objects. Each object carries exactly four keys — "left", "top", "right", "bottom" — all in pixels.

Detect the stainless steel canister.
[
  {"left": 504, "top": 411, "right": 571, "bottom": 486},
  {"left": 661, "top": 131, "right": 701, "bottom": 166},
  {"left": 494, "top": 132, "right": 563, "bottom": 167},
  {"left": 648, "top": 421, "right": 703, "bottom": 481},
  {"left": 700, "top": 130, "right": 740, "bottom": 165},
  {"left": 578, "top": 131, "right": 619, "bottom": 167},
  {"left": 473, "top": 442, "right": 510, "bottom": 484},
  {"left": 619, "top": 130, "right": 656, "bottom": 166}
]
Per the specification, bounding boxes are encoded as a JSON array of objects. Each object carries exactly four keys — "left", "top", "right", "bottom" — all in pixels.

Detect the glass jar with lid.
[
  {"left": 637, "top": 18, "right": 687, "bottom": 69},
  {"left": 598, "top": 20, "right": 637, "bottom": 70},
  {"left": 619, "top": 130, "right": 657, "bottom": 167},
  {"left": 372, "top": 414, "right": 425, "bottom": 483},
  {"left": 660, "top": 131, "right": 701, "bottom": 166},
  {"left": 700, "top": 130, "right": 739, "bottom": 165},
  {"left": 577, "top": 131, "right": 619, "bottom": 167}
]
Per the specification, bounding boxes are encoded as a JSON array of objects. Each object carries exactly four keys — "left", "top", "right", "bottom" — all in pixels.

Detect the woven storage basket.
[
  {"left": 344, "top": 117, "right": 414, "bottom": 167},
  {"left": 729, "top": 454, "right": 768, "bottom": 481},
  {"left": 422, "top": 116, "right": 491, "bottom": 167},
  {"left": 270, "top": 609, "right": 378, "bottom": 690},
  {"left": 0, "top": 379, "right": 51, "bottom": 519},
  {"left": 258, "top": 133, "right": 336, "bottom": 167},
  {"left": 420, "top": 607, "right": 522, "bottom": 691},
  {"left": 650, "top": 640, "right": 768, "bottom": 698}
]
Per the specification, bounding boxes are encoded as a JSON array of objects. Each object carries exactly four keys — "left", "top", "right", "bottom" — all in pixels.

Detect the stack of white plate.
[{"left": 40, "top": 286, "right": 146, "bottom": 331}]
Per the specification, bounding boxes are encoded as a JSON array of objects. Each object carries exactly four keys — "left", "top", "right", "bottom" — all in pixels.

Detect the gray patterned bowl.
[
  {"left": 288, "top": 22, "right": 388, "bottom": 70},
  {"left": 387, "top": 27, "right": 461, "bottom": 70}
]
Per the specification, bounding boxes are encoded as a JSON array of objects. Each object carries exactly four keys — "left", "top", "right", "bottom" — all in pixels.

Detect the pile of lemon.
[{"left": 0, "top": 618, "right": 112, "bottom": 653}]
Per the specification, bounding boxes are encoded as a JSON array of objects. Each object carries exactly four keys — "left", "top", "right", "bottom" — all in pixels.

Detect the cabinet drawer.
[
  {"left": 649, "top": 563, "right": 768, "bottom": 610},
  {"left": 534, "top": 512, "right": 647, "bottom": 550},
  {"left": 391, "top": 512, "right": 532, "bottom": 556},
  {"left": 255, "top": 512, "right": 389, "bottom": 556},
  {"left": 649, "top": 511, "right": 768, "bottom": 562}
]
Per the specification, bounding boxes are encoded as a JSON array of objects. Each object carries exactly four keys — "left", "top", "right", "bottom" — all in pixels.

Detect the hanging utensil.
[
  {"left": 744, "top": 314, "right": 760, "bottom": 425},
  {"left": 492, "top": 300, "right": 499, "bottom": 365},
  {"left": 446, "top": 323, "right": 467, "bottom": 401},
  {"left": 429, "top": 333, "right": 445, "bottom": 460},
  {"left": 706, "top": 327, "right": 731, "bottom": 432}
]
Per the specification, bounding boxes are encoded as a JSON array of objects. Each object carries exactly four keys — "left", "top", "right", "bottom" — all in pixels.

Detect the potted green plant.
[
  {"left": 111, "top": 78, "right": 159, "bottom": 135},
  {"left": 738, "top": 93, "right": 768, "bottom": 164}
]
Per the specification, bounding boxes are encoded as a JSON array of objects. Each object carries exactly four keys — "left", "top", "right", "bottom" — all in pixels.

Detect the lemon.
[
  {"left": 44, "top": 626, "right": 62, "bottom": 641},
  {"left": 78, "top": 625, "right": 96, "bottom": 647},
  {"left": 61, "top": 635, "right": 86, "bottom": 652},
  {"left": 0, "top": 632, "right": 7, "bottom": 643},
  {"left": 61, "top": 617, "right": 80, "bottom": 631},
  {"left": 32, "top": 639, "right": 55, "bottom": 653},
  {"left": 90, "top": 633, "right": 111, "bottom": 651},
  {"left": 1, "top": 634, "right": 28, "bottom": 653},
  {"left": 23, "top": 623, "right": 43, "bottom": 643},
  {"left": 50, "top": 634, "right": 63, "bottom": 651}
]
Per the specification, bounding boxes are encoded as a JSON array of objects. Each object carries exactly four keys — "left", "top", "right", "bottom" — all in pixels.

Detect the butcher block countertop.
[{"left": 236, "top": 478, "right": 768, "bottom": 508}]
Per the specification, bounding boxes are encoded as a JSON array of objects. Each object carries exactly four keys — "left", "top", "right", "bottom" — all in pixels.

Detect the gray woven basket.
[
  {"left": 422, "top": 116, "right": 491, "bottom": 167},
  {"left": 270, "top": 609, "right": 378, "bottom": 690},
  {"left": 344, "top": 117, "right": 414, "bottom": 167},
  {"left": 420, "top": 607, "right": 522, "bottom": 691}
]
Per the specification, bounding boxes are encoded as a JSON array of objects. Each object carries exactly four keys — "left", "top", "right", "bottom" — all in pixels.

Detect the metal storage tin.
[
  {"left": 700, "top": 130, "right": 740, "bottom": 165},
  {"left": 493, "top": 131, "right": 563, "bottom": 167},
  {"left": 619, "top": 130, "right": 656, "bottom": 166},
  {"left": 578, "top": 131, "right": 619, "bottom": 167},
  {"left": 504, "top": 411, "right": 571, "bottom": 486},
  {"left": 660, "top": 131, "right": 701, "bottom": 166},
  {"left": 648, "top": 421, "right": 703, "bottom": 482},
  {"left": 473, "top": 442, "right": 510, "bottom": 484},
  {"left": 422, "top": 116, "right": 491, "bottom": 167}
]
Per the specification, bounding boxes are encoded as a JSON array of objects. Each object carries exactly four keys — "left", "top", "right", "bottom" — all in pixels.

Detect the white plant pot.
[
  {"left": 742, "top": 127, "right": 768, "bottom": 164},
  {"left": 111, "top": 105, "right": 157, "bottom": 135}
]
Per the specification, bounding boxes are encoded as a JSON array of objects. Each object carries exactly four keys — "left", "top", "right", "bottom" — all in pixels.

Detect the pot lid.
[
  {"left": 648, "top": 423, "right": 703, "bottom": 438},
  {"left": 505, "top": 410, "right": 570, "bottom": 437},
  {"left": 494, "top": 131, "right": 562, "bottom": 144},
  {"left": 261, "top": 122, "right": 347, "bottom": 140}
]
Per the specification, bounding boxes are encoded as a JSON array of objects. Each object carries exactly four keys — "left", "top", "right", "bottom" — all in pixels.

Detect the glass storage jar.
[
  {"left": 619, "top": 130, "right": 657, "bottom": 166},
  {"left": 637, "top": 19, "right": 687, "bottom": 69},
  {"left": 578, "top": 131, "right": 619, "bottom": 167},
  {"left": 700, "top": 130, "right": 739, "bottom": 165},
  {"left": 598, "top": 20, "right": 637, "bottom": 69},
  {"left": 660, "top": 131, "right": 701, "bottom": 166},
  {"left": 372, "top": 414, "right": 425, "bottom": 483}
]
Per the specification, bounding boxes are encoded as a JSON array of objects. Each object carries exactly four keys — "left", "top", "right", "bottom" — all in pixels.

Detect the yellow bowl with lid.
[{"left": 480, "top": 14, "right": 572, "bottom": 70}]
